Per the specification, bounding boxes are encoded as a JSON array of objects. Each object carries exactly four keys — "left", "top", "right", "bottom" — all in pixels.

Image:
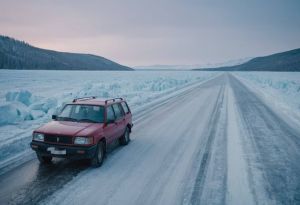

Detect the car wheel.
[
  {"left": 36, "top": 153, "right": 52, "bottom": 164},
  {"left": 91, "top": 141, "right": 105, "bottom": 167},
  {"left": 119, "top": 127, "right": 130, "bottom": 146}
]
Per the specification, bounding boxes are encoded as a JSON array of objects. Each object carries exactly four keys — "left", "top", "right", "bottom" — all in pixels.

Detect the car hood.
[{"left": 35, "top": 120, "right": 103, "bottom": 136}]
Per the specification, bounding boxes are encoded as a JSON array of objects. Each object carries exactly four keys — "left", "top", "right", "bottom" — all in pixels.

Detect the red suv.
[{"left": 30, "top": 97, "right": 133, "bottom": 167}]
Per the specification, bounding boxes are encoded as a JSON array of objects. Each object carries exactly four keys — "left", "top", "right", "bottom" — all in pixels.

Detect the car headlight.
[
  {"left": 33, "top": 133, "right": 44, "bottom": 142},
  {"left": 74, "top": 137, "right": 93, "bottom": 145}
]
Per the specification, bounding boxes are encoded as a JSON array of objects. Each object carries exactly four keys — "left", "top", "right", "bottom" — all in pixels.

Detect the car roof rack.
[
  {"left": 105, "top": 97, "right": 123, "bottom": 104},
  {"left": 73, "top": 96, "right": 96, "bottom": 103}
]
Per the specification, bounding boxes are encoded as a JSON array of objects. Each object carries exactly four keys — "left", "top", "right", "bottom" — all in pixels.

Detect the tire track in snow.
[
  {"left": 133, "top": 92, "right": 217, "bottom": 205},
  {"left": 184, "top": 77, "right": 227, "bottom": 205},
  {"left": 187, "top": 77, "right": 229, "bottom": 205}
]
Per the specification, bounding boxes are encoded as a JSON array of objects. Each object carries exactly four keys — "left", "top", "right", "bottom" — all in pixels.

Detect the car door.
[
  {"left": 121, "top": 101, "right": 132, "bottom": 125},
  {"left": 104, "top": 105, "right": 118, "bottom": 143},
  {"left": 112, "top": 103, "right": 126, "bottom": 138}
]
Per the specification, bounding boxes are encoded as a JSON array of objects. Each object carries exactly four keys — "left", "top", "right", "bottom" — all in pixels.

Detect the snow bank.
[
  {"left": 0, "top": 102, "right": 31, "bottom": 125},
  {"left": 0, "top": 90, "right": 57, "bottom": 126},
  {"left": 5, "top": 90, "right": 32, "bottom": 106},
  {"left": 0, "top": 70, "right": 218, "bottom": 173},
  {"left": 72, "top": 76, "right": 207, "bottom": 110},
  {"left": 235, "top": 72, "right": 300, "bottom": 123}
]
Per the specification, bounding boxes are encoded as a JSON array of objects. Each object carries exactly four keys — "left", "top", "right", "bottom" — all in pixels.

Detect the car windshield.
[{"left": 57, "top": 104, "right": 104, "bottom": 123}]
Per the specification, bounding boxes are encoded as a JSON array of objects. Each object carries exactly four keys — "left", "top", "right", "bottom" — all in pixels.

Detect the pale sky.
[{"left": 1, "top": 0, "right": 300, "bottom": 66}]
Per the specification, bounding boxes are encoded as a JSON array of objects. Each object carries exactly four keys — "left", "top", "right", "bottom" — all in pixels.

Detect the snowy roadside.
[
  {"left": 229, "top": 74, "right": 300, "bottom": 204},
  {"left": 0, "top": 70, "right": 220, "bottom": 175},
  {"left": 233, "top": 72, "right": 300, "bottom": 132}
]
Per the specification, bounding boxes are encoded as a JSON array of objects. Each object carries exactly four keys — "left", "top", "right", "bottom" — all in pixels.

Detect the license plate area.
[{"left": 47, "top": 147, "right": 66, "bottom": 155}]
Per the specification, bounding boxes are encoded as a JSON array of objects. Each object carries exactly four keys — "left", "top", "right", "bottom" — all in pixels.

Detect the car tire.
[
  {"left": 36, "top": 154, "right": 52, "bottom": 164},
  {"left": 119, "top": 127, "right": 130, "bottom": 146},
  {"left": 91, "top": 141, "right": 105, "bottom": 167}
]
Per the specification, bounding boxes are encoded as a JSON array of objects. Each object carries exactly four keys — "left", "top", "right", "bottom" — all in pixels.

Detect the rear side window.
[
  {"left": 121, "top": 102, "right": 130, "bottom": 114},
  {"left": 112, "top": 104, "right": 123, "bottom": 119},
  {"left": 106, "top": 106, "right": 115, "bottom": 122}
]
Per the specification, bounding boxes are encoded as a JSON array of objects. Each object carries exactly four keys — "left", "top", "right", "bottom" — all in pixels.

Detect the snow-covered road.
[{"left": 0, "top": 73, "right": 299, "bottom": 205}]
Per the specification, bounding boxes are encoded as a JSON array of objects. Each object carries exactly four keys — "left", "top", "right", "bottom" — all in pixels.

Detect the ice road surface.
[
  {"left": 39, "top": 73, "right": 300, "bottom": 205},
  {"left": 0, "top": 71, "right": 299, "bottom": 205}
]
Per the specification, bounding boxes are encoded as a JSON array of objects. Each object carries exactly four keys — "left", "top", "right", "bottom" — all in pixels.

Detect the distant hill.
[
  {"left": 194, "top": 48, "right": 300, "bottom": 72},
  {"left": 0, "top": 35, "right": 133, "bottom": 70},
  {"left": 134, "top": 58, "right": 251, "bottom": 70}
]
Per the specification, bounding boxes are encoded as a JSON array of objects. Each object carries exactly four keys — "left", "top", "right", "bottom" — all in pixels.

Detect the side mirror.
[{"left": 52, "top": 115, "right": 57, "bottom": 120}]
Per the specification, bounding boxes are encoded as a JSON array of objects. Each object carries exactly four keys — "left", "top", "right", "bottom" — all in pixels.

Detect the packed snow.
[{"left": 0, "top": 70, "right": 218, "bottom": 172}]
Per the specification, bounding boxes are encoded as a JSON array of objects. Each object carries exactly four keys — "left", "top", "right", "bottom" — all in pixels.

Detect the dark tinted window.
[
  {"left": 112, "top": 104, "right": 123, "bottom": 119},
  {"left": 106, "top": 106, "right": 115, "bottom": 122},
  {"left": 121, "top": 102, "right": 130, "bottom": 114}
]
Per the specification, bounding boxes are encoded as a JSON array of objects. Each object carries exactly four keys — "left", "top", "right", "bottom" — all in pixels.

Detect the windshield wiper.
[
  {"left": 57, "top": 117, "right": 78, "bottom": 122},
  {"left": 78, "top": 118, "right": 98, "bottom": 123}
]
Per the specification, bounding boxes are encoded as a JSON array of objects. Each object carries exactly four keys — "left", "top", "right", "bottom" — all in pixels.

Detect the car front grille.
[{"left": 44, "top": 134, "right": 73, "bottom": 145}]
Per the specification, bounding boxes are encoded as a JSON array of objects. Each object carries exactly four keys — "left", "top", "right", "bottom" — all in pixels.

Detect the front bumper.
[{"left": 30, "top": 141, "right": 97, "bottom": 159}]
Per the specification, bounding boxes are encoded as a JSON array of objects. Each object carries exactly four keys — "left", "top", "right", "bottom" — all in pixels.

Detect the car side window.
[
  {"left": 121, "top": 102, "right": 130, "bottom": 114},
  {"left": 118, "top": 103, "right": 125, "bottom": 116},
  {"left": 112, "top": 104, "right": 122, "bottom": 119},
  {"left": 106, "top": 106, "right": 115, "bottom": 122}
]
